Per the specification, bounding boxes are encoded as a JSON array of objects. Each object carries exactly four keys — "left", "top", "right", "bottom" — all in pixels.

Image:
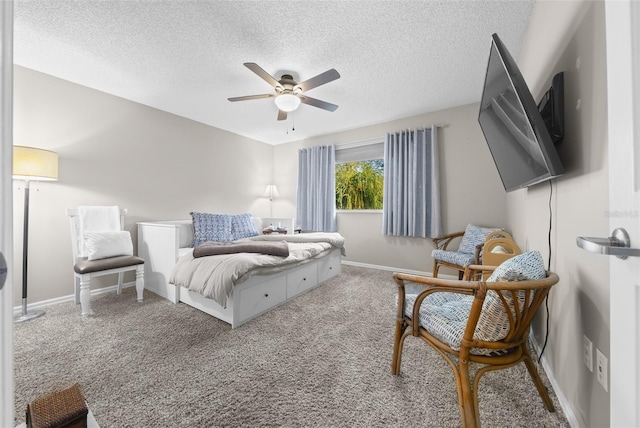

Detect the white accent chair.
[{"left": 67, "top": 208, "right": 144, "bottom": 316}]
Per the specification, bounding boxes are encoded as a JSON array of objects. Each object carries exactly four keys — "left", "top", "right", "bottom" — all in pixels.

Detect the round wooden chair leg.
[
  {"left": 391, "top": 325, "right": 409, "bottom": 375},
  {"left": 522, "top": 346, "right": 555, "bottom": 411},
  {"left": 459, "top": 357, "right": 478, "bottom": 428}
]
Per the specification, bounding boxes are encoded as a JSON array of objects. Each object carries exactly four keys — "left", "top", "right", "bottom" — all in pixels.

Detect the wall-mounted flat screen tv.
[{"left": 478, "top": 33, "right": 565, "bottom": 192}]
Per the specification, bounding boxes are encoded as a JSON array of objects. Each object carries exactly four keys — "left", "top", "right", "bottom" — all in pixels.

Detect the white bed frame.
[{"left": 137, "top": 219, "right": 342, "bottom": 328}]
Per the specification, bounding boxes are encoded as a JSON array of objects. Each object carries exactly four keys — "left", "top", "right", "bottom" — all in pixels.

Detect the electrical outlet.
[
  {"left": 583, "top": 335, "right": 593, "bottom": 372},
  {"left": 596, "top": 348, "right": 608, "bottom": 392}
]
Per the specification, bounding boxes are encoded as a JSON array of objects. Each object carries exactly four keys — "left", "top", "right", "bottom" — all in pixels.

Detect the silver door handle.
[
  {"left": 576, "top": 227, "right": 640, "bottom": 260},
  {"left": 0, "top": 252, "right": 6, "bottom": 290}
]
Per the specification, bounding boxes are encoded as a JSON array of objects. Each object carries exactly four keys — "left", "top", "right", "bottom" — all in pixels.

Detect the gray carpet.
[{"left": 14, "top": 265, "right": 569, "bottom": 427}]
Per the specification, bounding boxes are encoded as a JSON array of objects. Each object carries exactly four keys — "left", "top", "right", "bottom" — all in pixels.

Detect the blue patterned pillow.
[
  {"left": 458, "top": 224, "right": 500, "bottom": 254},
  {"left": 231, "top": 213, "right": 259, "bottom": 240},
  {"left": 191, "top": 212, "right": 234, "bottom": 247},
  {"left": 486, "top": 251, "right": 546, "bottom": 283},
  {"left": 473, "top": 251, "right": 547, "bottom": 347}
]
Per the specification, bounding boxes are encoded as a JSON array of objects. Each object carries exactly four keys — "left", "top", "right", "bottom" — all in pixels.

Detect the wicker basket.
[{"left": 26, "top": 383, "right": 88, "bottom": 428}]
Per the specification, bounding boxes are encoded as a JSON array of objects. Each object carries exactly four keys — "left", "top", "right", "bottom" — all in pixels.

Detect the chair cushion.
[
  {"left": 74, "top": 255, "right": 144, "bottom": 274},
  {"left": 407, "top": 251, "right": 546, "bottom": 355},
  {"left": 458, "top": 224, "right": 500, "bottom": 254},
  {"left": 405, "top": 292, "right": 477, "bottom": 352},
  {"left": 431, "top": 249, "right": 476, "bottom": 267}
]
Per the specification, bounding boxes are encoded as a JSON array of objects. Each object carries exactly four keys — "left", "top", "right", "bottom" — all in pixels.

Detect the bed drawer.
[
  {"left": 286, "top": 263, "right": 318, "bottom": 298},
  {"left": 237, "top": 277, "right": 287, "bottom": 323},
  {"left": 317, "top": 249, "right": 342, "bottom": 283}
]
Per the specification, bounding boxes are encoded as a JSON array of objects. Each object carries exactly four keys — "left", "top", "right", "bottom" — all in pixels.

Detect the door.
[
  {"left": 605, "top": 1, "right": 640, "bottom": 426},
  {"left": 0, "top": 1, "right": 13, "bottom": 426}
]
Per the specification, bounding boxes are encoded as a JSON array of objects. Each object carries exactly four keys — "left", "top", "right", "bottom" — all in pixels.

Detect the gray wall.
[
  {"left": 273, "top": 103, "right": 508, "bottom": 274},
  {"left": 510, "top": 1, "right": 610, "bottom": 426},
  {"left": 13, "top": 66, "right": 274, "bottom": 305}
]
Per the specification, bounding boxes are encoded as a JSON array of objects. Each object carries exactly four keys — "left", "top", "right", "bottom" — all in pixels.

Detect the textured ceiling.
[{"left": 14, "top": 0, "right": 535, "bottom": 145}]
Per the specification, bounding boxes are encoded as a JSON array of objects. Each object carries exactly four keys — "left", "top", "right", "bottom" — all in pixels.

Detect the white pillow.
[{"left": 83, "top": 231, "right": 133, "bottom": 261}]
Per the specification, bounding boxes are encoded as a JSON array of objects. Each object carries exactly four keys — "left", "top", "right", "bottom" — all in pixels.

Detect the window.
[
  {"left": 335, "top": 160, "right": 384, "bottom": 209},
  {"left": 335, "top": 140, "right": 384, "bottom": 210}
]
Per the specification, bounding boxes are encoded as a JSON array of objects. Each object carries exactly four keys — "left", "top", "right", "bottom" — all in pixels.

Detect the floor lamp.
[
  {"left": 13, "top": 146, "right": 58, "bottom": 323},
  {"left": 263, "top": 184, "right": 279, "bottom": 217}
]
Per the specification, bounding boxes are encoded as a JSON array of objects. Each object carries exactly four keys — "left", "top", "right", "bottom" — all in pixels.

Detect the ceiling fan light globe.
[{"left": 275, "top": 93, "right": 301, "bottom": 112}]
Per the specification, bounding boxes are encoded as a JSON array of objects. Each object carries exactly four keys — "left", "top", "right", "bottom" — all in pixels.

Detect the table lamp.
[{"left": 263, "top": 184, "right": 279, "bottom": 217}]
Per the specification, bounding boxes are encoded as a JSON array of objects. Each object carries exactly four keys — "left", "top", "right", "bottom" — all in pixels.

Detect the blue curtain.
[
  {"left": 296, "top": 145, "right": 337, "bottom": 232},
  {"left": 382, "top": 125, "right": 442, "bottom": 238}
]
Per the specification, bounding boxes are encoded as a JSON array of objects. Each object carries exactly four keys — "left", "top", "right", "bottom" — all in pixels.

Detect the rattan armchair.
[
  {"left": 391, "top": 252, "right": 559, "bottom": 428},
  {"left": 431, "top": 230, "right": 474, "bottom": 279},
  {"left": 431, "top": 224, "right": 512, "bottom": 279}
]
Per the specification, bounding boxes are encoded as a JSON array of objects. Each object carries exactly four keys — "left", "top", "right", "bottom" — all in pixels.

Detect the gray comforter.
[{"left": 169, "top": 232, "right": 346, "bottom": 307}]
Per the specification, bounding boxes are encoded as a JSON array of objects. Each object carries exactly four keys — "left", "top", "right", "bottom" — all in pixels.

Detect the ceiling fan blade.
[
  {"left": 228, "top": 94, "right": 275, "bottom": 102},
  {"left": 277, "top": 110, "right": 288, "bottom": 121},
  {"left": 299, "top": 95, "right": 338, "bottom": 112},
  {"left": 297, "top": 69, "right": 340, "bottom": 92},
  {"left": 244, "top": 63, "right": 281, "bottom": 88}
]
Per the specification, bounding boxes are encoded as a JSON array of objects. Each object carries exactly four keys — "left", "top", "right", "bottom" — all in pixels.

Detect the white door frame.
[
  {"left": 606, "top": 1, "right": 640, "bottom": 426},
  {"left": 0, "top": 1, "right": 14, "bottom": 426}
]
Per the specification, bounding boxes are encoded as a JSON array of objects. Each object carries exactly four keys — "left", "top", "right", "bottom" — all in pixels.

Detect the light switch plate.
[{"left": 596, "top": 348, "right": 608, "bottom": 392}]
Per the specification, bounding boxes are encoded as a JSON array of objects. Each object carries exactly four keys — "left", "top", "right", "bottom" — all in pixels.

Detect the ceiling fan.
[{"left": 228, "top": 63, "right": 340, "bottom": 121}]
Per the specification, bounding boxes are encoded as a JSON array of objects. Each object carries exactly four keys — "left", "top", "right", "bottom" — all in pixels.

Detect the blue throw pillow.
[
  {"left": 191, "top": 212, "right": 234, "bottom": 247},
  {"left": 458, "top": 224, "right": 500, "bottom": 254},
  {"left": 473, "top": 251, "right": 547, "bottom": 346},
  {"left": 486, "top": 251, "right": 546, "bottom": 283},
  {"left": 231, "top": 213, "right": 259, "bottom": 240}
]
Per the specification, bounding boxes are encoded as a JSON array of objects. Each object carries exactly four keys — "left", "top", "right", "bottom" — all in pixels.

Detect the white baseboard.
[
  {"left": 12, "top": 282, "right": 136, "bottom": 314},
  {"left": 340, "top": 260, "right": 459, "bottom": 280},
  {"left": 529, "top": 332, "right": 579, "bottom": 428},
  {"left": 16, "top": 264, "right": 446, "bottom": 313}
]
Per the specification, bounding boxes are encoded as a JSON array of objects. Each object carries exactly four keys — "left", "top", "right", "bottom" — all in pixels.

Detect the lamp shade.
[
  {"left": 13, "top": 146, "right": 59, "bottom": 181},
  {"left": 263, "top": 184, "right": 279, "bottom": 199},
  {"left": 274, "top": 94, "right": 301, "bottom": 112}
]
